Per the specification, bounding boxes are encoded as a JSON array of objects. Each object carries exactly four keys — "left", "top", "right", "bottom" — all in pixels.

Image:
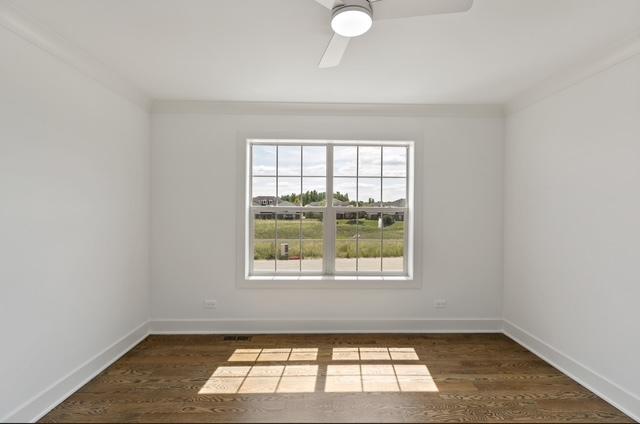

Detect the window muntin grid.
[{"left": 249, "top": 141, "right": 410, "bottom": 277}]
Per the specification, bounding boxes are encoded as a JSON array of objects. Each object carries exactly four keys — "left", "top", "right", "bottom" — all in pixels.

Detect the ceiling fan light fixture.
[{"left": 331, "top": 5, "right": 373, "bottom": 38}]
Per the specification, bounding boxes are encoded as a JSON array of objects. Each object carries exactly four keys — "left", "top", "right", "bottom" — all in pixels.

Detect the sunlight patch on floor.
[
  {"left": 332, "top": 347, "right": 419, "bottom": 361},
  {"left": 200, "top": 365, "right": 319, "bottom": 394},
  {"left": 325, "top": 364, "right": 437, "bottom": 392},
  {"left": 228, "top": 348, "right": 318, "bottom": 362},
  {"left": 199, "top": 362, "right": 437, "bottom": 394}
]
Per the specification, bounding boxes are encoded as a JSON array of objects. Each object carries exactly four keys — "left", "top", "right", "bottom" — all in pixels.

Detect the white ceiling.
[{"left": 13, "top": 0, "right": 640, "bottom": 104}]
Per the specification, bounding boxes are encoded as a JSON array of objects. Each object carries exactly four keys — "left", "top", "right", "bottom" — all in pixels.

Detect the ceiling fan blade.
[
  {"left": 372, "top": 0, "right": 473, "bottom": 20},
  {"left": 312, "top": 0, "right": 337, "bottom": 9},
  {"left": 319, "top": 33, "right": 350, "bottom": 68}
]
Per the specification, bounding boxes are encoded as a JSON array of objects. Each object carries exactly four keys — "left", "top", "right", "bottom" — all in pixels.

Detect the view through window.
[{"left": 248, "top": 140, "right": 412, "bottom": 277}]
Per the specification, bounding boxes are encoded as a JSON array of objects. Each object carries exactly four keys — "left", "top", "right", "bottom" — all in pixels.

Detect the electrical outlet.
[
  {"left": 203, "top": 299, "right": 217, "bottom": 309},
  {"left": 434, "top": 299, "right": 447, "bottom": 309}
]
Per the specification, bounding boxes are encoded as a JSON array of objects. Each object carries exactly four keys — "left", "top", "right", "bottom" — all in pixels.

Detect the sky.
[{"left": 252, "top": 144, "right": 406, "bottom": 204}]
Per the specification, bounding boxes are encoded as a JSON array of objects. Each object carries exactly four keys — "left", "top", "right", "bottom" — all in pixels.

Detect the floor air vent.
[{"left": 223, "top": 335, "right": 252, "bottom": 341}]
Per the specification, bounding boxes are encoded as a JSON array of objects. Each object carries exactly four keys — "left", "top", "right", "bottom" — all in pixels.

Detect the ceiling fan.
[{"left": 313, "top": 0, "right": 474, "bottom": 68}]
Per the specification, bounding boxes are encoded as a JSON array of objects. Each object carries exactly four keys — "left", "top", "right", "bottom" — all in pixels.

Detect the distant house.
[
  {"left": 382, "top": 199, "right": 406, "bottom": 208},
  {"left": 334, "top": 198, "right": 406, "bottom": 221},
  {"left": 252, "top": 196, "right": 299, "bottom": 220},
  {"left": 333, "top": 199, "right": 351, "bottom": 207},
  {"left": 252, "top": 196, "right": 277, "bottom": 206},
  {"left": 253, "top": 196, "right": 405, "bottom": 222},
  {"left": 307, "top": 200, "right": 327, "bottom": 207},
  {"left": 336, "top": 211, "right": 359, "bottom": 220}
]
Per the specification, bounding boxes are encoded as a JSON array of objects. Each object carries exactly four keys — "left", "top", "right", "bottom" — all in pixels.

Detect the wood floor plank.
[{"left": 40, "top": 334, "right": 633, "bottom": 423}]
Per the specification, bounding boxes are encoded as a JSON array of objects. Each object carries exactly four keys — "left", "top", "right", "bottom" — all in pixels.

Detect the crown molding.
[
  {"left": 0, "top": 0, "right": 502, "bottom": 117},
  {"left": 507, "top": 31, "right": 640, "bottom": 115},
  {"left": 152, "top": 100, "right": 505, "bottom": 118},
  {"left": 0, "top": 0, "right": 150, "bottom": 110},
  {"left": 4, "top": 0, "right": 639, "bottom": 119}
]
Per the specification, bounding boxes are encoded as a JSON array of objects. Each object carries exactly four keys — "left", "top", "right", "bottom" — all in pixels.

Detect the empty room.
[{"left": 1, "top": 0, "right": 639, "bottom": 422}]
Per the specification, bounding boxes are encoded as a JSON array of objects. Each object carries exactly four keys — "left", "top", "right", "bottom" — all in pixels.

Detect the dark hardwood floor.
[{"left": 40, "top": 334, "right": 632, "bottom": 423}]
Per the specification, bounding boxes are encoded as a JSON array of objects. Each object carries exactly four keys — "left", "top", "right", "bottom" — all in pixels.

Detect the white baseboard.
[
  {"left": 6, "top": 319, "right": 638, "bottom": 423},
  {"left": 503, "top": 320, "right": 640, "bottom": 422},
  {"left": 3, "top": 321, "right": 149, "bottom": 423},
  {"left": 148, "top": 318, "right": 503, "bottom": 334}
]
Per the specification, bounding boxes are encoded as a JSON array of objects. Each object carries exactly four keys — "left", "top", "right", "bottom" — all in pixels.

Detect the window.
[{"left": 247, "top": 140, "right": 413, "bottom": 278}]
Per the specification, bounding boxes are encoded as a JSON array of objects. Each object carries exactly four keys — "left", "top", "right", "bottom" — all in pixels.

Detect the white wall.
[
  {"left": 504, "top": 54, "right": 640, "bottom": 416},
  {"left": 0, "top": 25, "right": 150, "bottom": 420},
  {"left": 150, "top": 107, "right": 504, "bottom": 326}
]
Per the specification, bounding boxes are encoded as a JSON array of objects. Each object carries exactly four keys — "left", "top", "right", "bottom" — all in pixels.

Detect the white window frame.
[{"left": 244, "top": 139, "right": 415, "bottom": 284}]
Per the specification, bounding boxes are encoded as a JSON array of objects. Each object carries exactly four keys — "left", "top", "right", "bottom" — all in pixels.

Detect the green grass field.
[{"left": 254, "top": 218, "right": 404, "bottom": 260}]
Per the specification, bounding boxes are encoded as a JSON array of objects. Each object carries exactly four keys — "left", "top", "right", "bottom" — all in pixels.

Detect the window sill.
[{"left": 239, "top": 275, "right": 420, "bottom": 289}]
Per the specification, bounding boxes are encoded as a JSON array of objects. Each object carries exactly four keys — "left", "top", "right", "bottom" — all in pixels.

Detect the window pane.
[
  {"left": 358, "top": 146, "right": 381, "bottom": 177},
  {"left": 335, "top": 211, "right": 358, "bottom": 272},
  {"left": 252, "top": 177, "right": 276, "bottom": 206},
  {"left": 249, "top": 142, "right": 410, "bottom": 277},
  {"left": 333, "top": 177, "right": 356, "bottom": 207},
  {"left": 383, "top": 146, "right": 407, "bottom": 177},
  {"left": 252, "top": 145, "right": 276, "bottom": 176},
  {"left": 278, "top": 177, "right": 301, "bottom": 206},
  {"left": 302, "top": 212, "right": 323, "bottom": 272},
  {"left": 382, "top": 178, "right": 406, "bottom": 207},
  {"left": 278, "top": 145, "right": 301, "bottom": 176},
  {"left": 303, "top": 146, "right": 326, "bottom": 176},
  {"left": 382, "top": 212, "right": 405, "bottom": 272},
  {"left": 358, "top": 178, "right": 381, "bottom": 206},
  {"left": 276, "top": 212, "right": 301, "bottom": 272},
  {"left": 357, "top": 212, "right": 381, "bottom": 272},
  {"left": 253, "top": 212, "right": 276, "bottom": 272},
  {"left": 302, "top": 177, "right": 326, "bottom": 207},
  {"left": 334, "top": 146, "right": 357, "bottom": 176}
]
